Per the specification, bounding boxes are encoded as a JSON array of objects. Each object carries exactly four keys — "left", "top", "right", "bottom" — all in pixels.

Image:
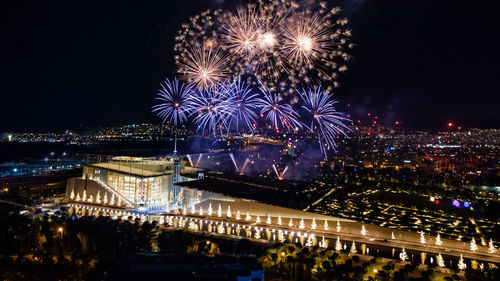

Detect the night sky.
[{"left": 2, "top": 0, "right": 499, "bottom": 132}]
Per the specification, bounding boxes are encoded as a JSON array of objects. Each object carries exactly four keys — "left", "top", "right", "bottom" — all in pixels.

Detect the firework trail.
[
  {"left": 186, "top": 154, "right": 194, "bottom": 166},
  {"left": 152, "top": 77, "right": 193, "bottom": 126},
  {"left": 299, "top": 86, "right": 351, "bottom": 157},
  {"left": 229, "top": 152, "right": 239, "bottom": 172},
  {"left": 239, "top": 158, "right": 250, "bottom": 175},
  {"left": 222, "top": 76, "right": 260, "bottom": 132},
  {"left": 257, "top": 82, "right": 302, "bottom": 132}
]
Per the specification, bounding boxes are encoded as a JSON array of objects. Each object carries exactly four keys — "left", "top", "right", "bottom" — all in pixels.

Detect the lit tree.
[
  {"left": 254, "top": 229, "right": 261, "bottom": 239},
  {"left": 435, "top": 233, "right": 442, "bottom": 246},
  {"left": 420, "top": 231, "right": 426, "bottom": 244},
  {"left": 336, "top": 220, "right": 341, "bottom": 232},
  {"left": 246, "top": 212, "right": 251, "bottom": 221},
  {"left": 391, "top": 231, "right": 395, "bottom": 240},
  {"left": 299, "top": 218, "right": 305, "bottom": 229},
  {"left": 227, "top": 205, "right": 232, "bottom": 218},
  {"left": 277, "top": 216, "right": 282, "bottom": 225},
  {"left": 110, "top": 193, "right": 115, "bottom": 205},
  {"left": 266, "top": 214, "right": 271, "bottom": 224},
  {"left": 256, "top": 215, "right": 261, "bottom": 223},
  {"left": 306, "top": 235, "right": 313, "bottom": 247},
  {"left": 324, "top": 220, "right": 329, "bottom": 231},
  {"left": 488, "top": 238, "right": 497, "bottom": 254},
  {"left": 70, "top": 189, "right": 75, "bottom": 200},
  {"left": 236, "top": 210, "right": 241, "bottom": 220},
  {"left": 288, "top": 218, "right": 294, "bottom": 227},
  {"left": 320, "top": 236, "right": 328, "bottom": 248},
  {"left": 458, "top": 254, "right": 466, "bottom": 271},
  {"left": 436, "top": 253, "right": 445, "bottom": 267},
  {"left": 335, "top": 237, "right": 342, "bottom": 251},
  {"left": 82, "top": 190, "right": 87, "bottom": 201},
  {"left": 103, "top": 192, "right": 108, "bottom": 205},
  {"left": 350, "top": 241, "right": 357, "bottom": 254},
  {"left": 361, "top": 225, "right": 367, "bottom": 236},
  {"left": 199, "top": 206, "right": 204, "bottom": 216},
  {"left": 76, "top": 193, "right": 81, "bottom": 201},
  {"left": 191, "top": 205, "right": 195, "bottom": 214},
  {"left": 311, "top": 218, "right": 317, "bottom": 230},
  {"left": 400, "top": 248, "right": 408, "bottom": 262},
  {"left": 278, "top": 230, "right": 285, "bottom": 242},
  {"left": 88, "top": 194, "right": 93, "bottom": 203},
  {"left": 217, "top": 204, "right": 222, "bottom": 217},
  {"left": 208, "top": 203, "right": 213, "bottom": 216},
  {"left": 470, "top": 237, "right": 478, "bottom": 252},
  {"left": 96, "top": 191, "right": 101, "bottom": 204}
]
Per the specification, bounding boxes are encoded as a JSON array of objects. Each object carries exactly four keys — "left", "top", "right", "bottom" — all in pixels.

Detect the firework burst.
[
  {"left": 281, "top": 4, "right": 352, "bottom": 91},
  {"left": 299, "top": 86, "right": 351, "bottom": 157},
  {"left": 152, "top": 77, "right": 193, "bottom": 126},
  {"left": 187, "top": 84, "right": 234, "bottom": 136},
  {"left": 222, "top": 76, "right": 260, "bottom": 132},
  {"left": 258, "top": 82, "right": 302, "bottom": 132},
  {"left": 177, "top": 44, "right": 231, "bottom": 90}
]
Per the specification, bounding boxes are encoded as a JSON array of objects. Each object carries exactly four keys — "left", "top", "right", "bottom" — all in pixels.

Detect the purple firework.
[
  {"left": 188, "top": 84, "right": 234, "bottom": 136},
  {"left": 152, "top": 77, "right": 193, "bottom": 126},
  {"left": 223, "top": 76, "right": 260, "bottom": 132},
  {"left": 299, "top": 86, "right": 351, "bottom": 157},
  {"left": 258, "top": 82, "right": 302, "bottom": 132}
]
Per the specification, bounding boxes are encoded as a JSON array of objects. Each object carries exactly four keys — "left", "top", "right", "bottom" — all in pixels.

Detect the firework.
[
  {"left": 257, "top": 82, "right": 301, "bottom": 132},
  {"left": 222, "top": 76, "right": 260, "bottom": 132},
  {"left": 281, "top": 4, "right": 351, "bottom": 91},
  {"left": 152, "top": 77, "right": 193, "bottom": 126},
  {"left": 174, "top": 0, "right": 351, "bottom": 92},
  {"left": 187, "top": 84, "right": 234, "bottom": 136},
  {"left": 299, "top": 86, "right": 351, "bottom": 157},
  {"left": 177, "top": 44, "right": 231, "bottom": 90}
]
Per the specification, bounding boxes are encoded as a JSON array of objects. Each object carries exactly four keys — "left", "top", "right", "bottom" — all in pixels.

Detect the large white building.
[{"left": 66, "top": 156, "right": 204, "bottom": 209}]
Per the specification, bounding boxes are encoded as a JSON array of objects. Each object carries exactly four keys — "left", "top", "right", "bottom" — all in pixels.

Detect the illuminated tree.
[
  {"left": 277, "top": 216, "right": 282, "bottom": 225},
  {"left": 227, "top": 205, "right": 232, "bottom": 218},
  {"left": 435, "top": 233, "right": 442, "bottom": 246},
  {"left": 420, "top": 231, "right": 426, "bottom": 244},
  {"left": 208, "top": 203, "right": 213, "bottom": 216},
  {"left": 336, "top": 220, "right": 341, "bottom": 232},
  {"left": 323, "top": 220, "right": 329, "bottom": 231},
  {"left": 299, "top": 218, "right": 305, "bottom": 229},
  {"left": 199, "top": 206, "right": 204, "bottom": 216},
  {"left": 335, "top": 237, "right": 342, "bottom": 251},
  {"left": 217, "top": 204, "right": 222, "bottom": 217},
  {"left": 470, "top": 237, "right": 478, "bottom": 252},
  {"left": 311, "top": 218, "right": 317, "bottom": 230},
  {"left": 70, "top": 189, "right": 75, "bottom": 200},
  {"left": 458, "top": 254, "right": 466, "bottom": 271},
  {"left": 246, "top": 212, "right": 251, "bottom": 221},
  {"left": 399, "top": 248, "right": 408, "bottom": 262},
  {"left": 288, "top": 218, "right": 294, "bottom": 227},
  {"left": 350, "top": 241, "right": 357, "bottom": 254},
  {"left": 76, "top": 192, "right": 81, "bottom": 201},
  {"left": 391, "top": 231, "right": 395, "bottom": 240},
  {"left": 361, "top": 225, "right": 366, "bottom": 236},
  {"left": 266, "top": 214, "right": 271, "bottom": 224},
  {"left": 436, "top": 253, "right": 445, "bottom": 267},
  {"left": 236, "top": 210, "right": 241, "bottom": 220},
  {"left": 488, "top": 238, "right": 497, "bottom": 254}
]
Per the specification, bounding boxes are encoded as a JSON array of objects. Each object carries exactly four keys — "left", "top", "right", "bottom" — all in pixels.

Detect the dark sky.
[{"left": 2, "top": 0, "right": 499, "bottom": 132}]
